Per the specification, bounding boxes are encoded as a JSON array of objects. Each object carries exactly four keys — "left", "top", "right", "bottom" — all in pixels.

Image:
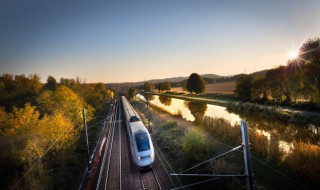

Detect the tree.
[
  {"left": 265, "top": 66, "right": 291, "bottom": 103},
  {"left": 156, "top": 81, "right": 171, "bottom": 92},
  {"left": 186, "top": 73, "right": 205, "bottom": 94},
  {"left": 234, "top": 74, "right": 253, "bottom": 101},
  {"left": 299, "top": 38, "right": 320, "bottom": 105},
  {"left": 142, "top": 82, "right": 154, "bottom": 92},
  {"left": 45, "top": 76, "right": 58, "bottom": 91},
  {"left": 251, "top": 77, "right": 267, "bottom": 102},
  {"left": 128, "top": 87, "right": 137, "bottom": 100},
  {"left": 37, "top": 86, "right": 91, "bottom": 125}
]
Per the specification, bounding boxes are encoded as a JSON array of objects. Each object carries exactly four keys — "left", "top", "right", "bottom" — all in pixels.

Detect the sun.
[{"left": 288, "top": 51, "right": 299, "bottom": 60}]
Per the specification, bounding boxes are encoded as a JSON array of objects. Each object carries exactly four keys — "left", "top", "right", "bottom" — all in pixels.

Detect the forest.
[{"left": 0, "top": 75, "right": 114, "bottom": 189}]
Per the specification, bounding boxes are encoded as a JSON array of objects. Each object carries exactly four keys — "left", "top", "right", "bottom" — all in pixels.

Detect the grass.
[
  {"left": 134, "top": 100, "right": 317, "bottom": 189},
  {"left": 171, "top": 81, "right": 236, "bottom": 94}
]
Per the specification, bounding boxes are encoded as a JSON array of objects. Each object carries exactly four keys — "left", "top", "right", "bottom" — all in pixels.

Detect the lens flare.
[{"left": 288, "top": 51, "right": 299, "bottom": 60}]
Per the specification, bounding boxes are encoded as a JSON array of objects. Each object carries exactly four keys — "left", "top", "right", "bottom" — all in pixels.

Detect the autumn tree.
[
  {"left": 186, "top": 73, "right": 205, "bottom": 94},
  {"left": 37, "top": 86, "right": 92, "bottom": 125}
]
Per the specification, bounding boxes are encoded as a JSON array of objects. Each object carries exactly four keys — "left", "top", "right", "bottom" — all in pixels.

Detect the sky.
[{"left": 1, "top": 0, "right": 320, "bottom": 83}]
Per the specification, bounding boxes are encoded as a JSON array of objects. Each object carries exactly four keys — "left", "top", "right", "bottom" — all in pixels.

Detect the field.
[{"left": 171, "top": 81, "right": 236, "bottom": 94}]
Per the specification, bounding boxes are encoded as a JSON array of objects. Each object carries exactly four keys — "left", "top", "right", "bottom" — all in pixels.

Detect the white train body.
[{"left": 121, "top": 96, "right": 155, "bottom": 170}]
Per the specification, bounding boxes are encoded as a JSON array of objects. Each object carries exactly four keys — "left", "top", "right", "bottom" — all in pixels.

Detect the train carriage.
[{"left": 121, "top": 96, "right": 155, "bottom": 170}]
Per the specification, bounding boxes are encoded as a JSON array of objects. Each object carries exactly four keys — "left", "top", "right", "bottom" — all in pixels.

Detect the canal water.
[{"left": 138, "top": 94, "right": 320, "bottom": 154}]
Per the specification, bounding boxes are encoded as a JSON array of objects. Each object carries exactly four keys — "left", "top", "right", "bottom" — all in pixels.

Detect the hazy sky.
[{"left": 1, "top": 0, "right": 320, "bottom": 83}]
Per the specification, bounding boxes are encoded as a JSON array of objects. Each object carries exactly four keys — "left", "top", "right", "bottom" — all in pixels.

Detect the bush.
[{"left": 182, "top": 129, "right": 212, "bottom": 165}]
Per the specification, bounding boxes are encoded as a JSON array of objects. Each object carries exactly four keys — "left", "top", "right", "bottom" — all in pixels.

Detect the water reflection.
[
  {"left": 138, "top": 94, "right": 320, "bottom": 155},
  {"left": 159, "top": 96, "right": 172, "bottom": 106},
  {"left": 186, "top": 101, "right": 207, "bottom": 125},
  {"left": 149, "top": 95, "right": 241, "bottom": 125}
]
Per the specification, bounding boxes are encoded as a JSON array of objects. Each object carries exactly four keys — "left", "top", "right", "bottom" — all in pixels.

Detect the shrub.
[{"left": 182, "top": 128, "right": 212, "bottom": 165}]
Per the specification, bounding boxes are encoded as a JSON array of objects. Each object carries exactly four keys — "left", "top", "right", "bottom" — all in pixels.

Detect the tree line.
[
  {"left": 0, "top": 74, "right": 114, "bottom": 189},
  {"left": 127, "top": 73, "right": 207, "bottom": 100},
  {"left": 235, "top": 38, "right": 320, "bottom": 109}
]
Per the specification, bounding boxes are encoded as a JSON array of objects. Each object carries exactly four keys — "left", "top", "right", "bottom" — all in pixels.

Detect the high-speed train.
[{"left": 121, "top": 96, "right": 155, "bottom": 170}]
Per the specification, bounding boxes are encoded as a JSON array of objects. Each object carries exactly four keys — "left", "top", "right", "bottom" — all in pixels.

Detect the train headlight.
[
  {"left": 138, "top": 156, "right": 141, "bottom": 160},
  {"left": 150, "top": 153, "right": 155, "bottom": 159}
]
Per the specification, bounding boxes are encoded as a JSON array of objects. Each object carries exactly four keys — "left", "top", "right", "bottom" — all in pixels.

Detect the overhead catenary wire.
[
  {"left": 177, "top": 144, "right": 244, "bottom": 175},
  {"left": 151, "top": 138, "right": 184, "bottom": 189}
]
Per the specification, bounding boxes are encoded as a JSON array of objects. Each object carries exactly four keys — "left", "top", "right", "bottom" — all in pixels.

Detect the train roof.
[
  {"left": 122, "top": 96, "right": 141, "bottom": 118},
  {"left": 130, "top": 121, "right": 148, "bottom": 135}
]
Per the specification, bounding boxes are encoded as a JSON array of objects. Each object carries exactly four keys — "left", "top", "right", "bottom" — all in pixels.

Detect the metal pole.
[
  {"left": 146, "top": 95, "right": 151, "bottom": 134},
  {"left": 82, "top": 108, "right": 91, "bottom": 173},
  {"left": 241, "top": 121, "right": 253, "bottom": 190}
]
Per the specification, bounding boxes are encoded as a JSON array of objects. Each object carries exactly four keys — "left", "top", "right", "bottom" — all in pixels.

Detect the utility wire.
[{"left": 10, "top": 110, "right": 82, "bottom": 190}]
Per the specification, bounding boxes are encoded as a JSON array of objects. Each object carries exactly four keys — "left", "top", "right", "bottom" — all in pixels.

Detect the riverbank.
[
  {"left": 132, "top": 100, "right": 313, "bottom": 189},
  {"left": 148, "top": 92, "right": 320, "bottom": 125}
]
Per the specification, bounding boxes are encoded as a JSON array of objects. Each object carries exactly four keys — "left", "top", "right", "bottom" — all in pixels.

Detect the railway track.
[
  {"left": 96, "top": 99, "right": 121, "bottom": 190},
  {"left": 93, "top": 97, "right": 173, "bottom": 190},
  {"left": 140, "top": 168, "right": 163, "bottom": 190}
]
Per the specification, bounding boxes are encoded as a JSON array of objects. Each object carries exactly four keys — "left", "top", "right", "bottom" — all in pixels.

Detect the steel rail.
[
  {"left": 95, "top": 100, "right": 118, "bottom": 190},
  {"left": 151, "top": 138, "right": 182, "bottom": 188},
  {"left": 152, "top": 168, "right": 163, "bottom": 190},
  {"left": 119, "top": 101, "right": 122, "bottom": 190},
  {"left": 103, "top": 99, "right": 119, "bottom": 189}
]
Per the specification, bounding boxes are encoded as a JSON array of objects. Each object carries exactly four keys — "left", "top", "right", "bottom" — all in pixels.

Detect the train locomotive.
[{"left": 121, "top": 96, "right": 155, "bottom": 170}]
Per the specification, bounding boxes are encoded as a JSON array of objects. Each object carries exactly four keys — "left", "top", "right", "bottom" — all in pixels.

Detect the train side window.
[
  {"left": 129, "top": 116, "right": 140, "bottom": 122},
  {"left": 135, "top": 133, "right": 150, "bottom": 152}
]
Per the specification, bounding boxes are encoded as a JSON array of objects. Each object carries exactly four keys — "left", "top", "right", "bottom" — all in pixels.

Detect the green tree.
[
  {"left": 265, "top": 66, "right": 291, "bottom": 103},
  {"left": 186, "top": 73, "right": 205, "bottom": 94},
  {"left": 156, "top": 82, "right": 171, "bottom": 92},
  {"left": 234, "top": 74, "right": 253, "bottom": 101},
  {"left": 251, "top": 77, "right": 268, "bottom": 102},
  {"left": 142, "top": 82, "right": 154, "bottom": 92},
  {"left": 128, "top": 87, "right": 137, "bottom": 100}
]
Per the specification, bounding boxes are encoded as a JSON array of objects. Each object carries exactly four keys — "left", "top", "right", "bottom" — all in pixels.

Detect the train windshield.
[
  {"left": 130, "top": 116, "right": 140, "bottom": 122},
  {"left": 135, "top": 133, "right": 150, "bottom": 152}
]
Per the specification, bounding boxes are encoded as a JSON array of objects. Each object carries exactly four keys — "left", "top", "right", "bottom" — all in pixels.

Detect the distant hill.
[
  {"left": 250, "top": 69, "right": 268, "bottom": 78},
  {"left": 106, "top": 70, "right": 268, "bottom": 90},
  {"left": 146, "top": 74, "right": 222, "bottom": 84}
]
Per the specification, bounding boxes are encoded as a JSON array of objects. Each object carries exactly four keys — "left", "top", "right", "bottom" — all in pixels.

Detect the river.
[{"left": 138, "top": 94, "right": 320, "bottom": 155}]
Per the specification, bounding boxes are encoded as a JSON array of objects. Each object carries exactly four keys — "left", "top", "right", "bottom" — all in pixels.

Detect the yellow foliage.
[
  {"left": 286, "top": 142, "right": 320, "bottom": 183},
  {"left": 4, "top": 103, "right": 40, "bottom": 136},
  {"left": 39, "top": 112, "right": 79, "bottom": 151},
  {"left": 37, "top": 86, "right": 93, "bottom": 125}
]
